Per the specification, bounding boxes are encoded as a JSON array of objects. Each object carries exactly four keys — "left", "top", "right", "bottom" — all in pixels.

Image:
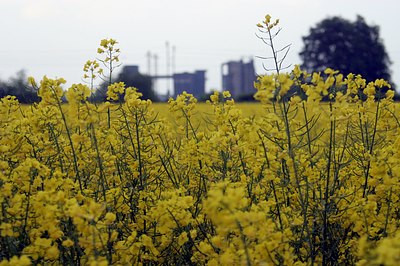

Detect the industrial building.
[
  {"left": 120, "top": 65, "right": 140, "bottom": 77},
  {"left": 173, "top": 70, "right": 206, "bottom": 99},
  {"left": 221, "top": 59, "right": 257, "bottom": 99}
]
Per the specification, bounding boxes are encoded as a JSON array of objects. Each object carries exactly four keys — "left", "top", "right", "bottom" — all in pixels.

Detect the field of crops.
[
  {"left": 1, "top": 64, "right": 400, "bottom": 265},
  {"left": 2, "top": 16, "right": 400, "bottom": 264}
]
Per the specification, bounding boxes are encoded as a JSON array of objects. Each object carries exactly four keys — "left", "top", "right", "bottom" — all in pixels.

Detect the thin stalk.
[
  {"left": 47, "top": 124, "right": 65, "bottom": 172},
  {"left": 90, "top": 123, "right": 108, "bottom": 203},
  {"left": 362, "top": 100, "right": 380, "bottom": 198},
  {"left": 322, "top": 101, "right": 334, "bottom": 265},
  {"left": 55, "top": 95, "right": 83, "bottom": 194}
]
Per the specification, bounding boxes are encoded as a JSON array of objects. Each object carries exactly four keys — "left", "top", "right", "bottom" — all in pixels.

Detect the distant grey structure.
[
  {"left": 121, "top": 65, "right": 140, "bottom": 76},
  {"left": 121, "top": 64, "right": 206, "bottom": 100},
  {"left": 221, "top": 59, "right": 256, "bottom": 98},
  {"left": 173, "top": 70, "right": 206, "bottom": 99}
]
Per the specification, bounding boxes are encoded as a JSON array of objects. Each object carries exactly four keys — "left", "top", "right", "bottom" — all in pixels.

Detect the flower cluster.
[{"left": 1, "top": 40, "right": 398, "bottom": 265}]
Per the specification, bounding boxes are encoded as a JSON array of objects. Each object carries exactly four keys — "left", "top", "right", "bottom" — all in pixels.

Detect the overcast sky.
[{"left": 1, "top": 0, "right": 399, "bottom": 95}]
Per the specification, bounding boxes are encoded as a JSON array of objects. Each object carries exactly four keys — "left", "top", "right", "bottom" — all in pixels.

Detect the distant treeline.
[
  {"left": 0, "top": 70, "right": 40, "bottom": 103},
  {"left": 1, "top": 70, "right": 399, "bottom": 103},
  {"left": 0, "top": 70, "right": 160, "bottom": 104}
]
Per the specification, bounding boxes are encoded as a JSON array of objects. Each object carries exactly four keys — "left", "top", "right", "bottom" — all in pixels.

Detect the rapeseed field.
[{"left": 1, "top": 16, "right": 399, "bottom": 265}]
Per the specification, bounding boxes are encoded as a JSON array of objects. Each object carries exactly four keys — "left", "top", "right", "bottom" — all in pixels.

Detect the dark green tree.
[
  {"left": 90, "top": 82, "right": 108, "bottom": 102},
  {"left": 116, "top": 72, "right": 158, "bottom": 102},
  {"left": 91, "top": 72, "right": 159, "bottom": 102},
  {"left": 0, "top": 70, "right": 39, "bottom": 103},
  {"left": 299, "top": 15, "right": 392, "bottom": 86}
]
